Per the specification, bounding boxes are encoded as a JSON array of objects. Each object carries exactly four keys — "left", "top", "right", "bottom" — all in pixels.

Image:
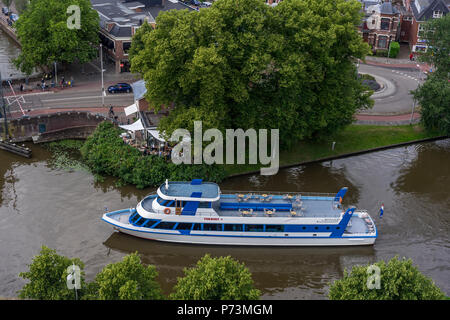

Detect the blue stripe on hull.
[{"left": 102, "top": 218, "right": 377, "bottom": 240}]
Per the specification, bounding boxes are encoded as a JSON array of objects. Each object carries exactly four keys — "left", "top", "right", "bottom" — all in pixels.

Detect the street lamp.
[{"left": 100, "top": 43, "right": 105, "bottom": 106}]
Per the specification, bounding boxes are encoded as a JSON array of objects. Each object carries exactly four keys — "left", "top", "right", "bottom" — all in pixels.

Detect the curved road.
[{"left": 357, "top": 63, "right": 424, "bottom": 115}]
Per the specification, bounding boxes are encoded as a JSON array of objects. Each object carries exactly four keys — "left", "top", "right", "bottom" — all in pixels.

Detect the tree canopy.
[
  {"left": 414, "top": 14, "right": 450, "bottom": 135},
  {"left": 328, "top": 256, "right": 447, "bottom": 300},
  {"left": 13, "top": 0, "right": 99, "bottom": 74},
  {"left": 18, "top": 246, "right": 87, "bottom": 300},
  {"left": 170, "top": 254, "right": 260, "bottom": 300},
  {"left": 414, "top": 73, "right": 450, "bottom": 135},
  {"left": 130, "top": 0, "right": 372, "bottom": 148},
  {"left": 89, "top": 252, "right": 163, "bottom": 300},
  {"left": 418, "top": 14, "right": 450, "bottom": 77}
]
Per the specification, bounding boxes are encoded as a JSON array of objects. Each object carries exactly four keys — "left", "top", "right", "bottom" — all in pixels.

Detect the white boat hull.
[{"left": 103, "top": 216, "right": 376, "bottom": 246}]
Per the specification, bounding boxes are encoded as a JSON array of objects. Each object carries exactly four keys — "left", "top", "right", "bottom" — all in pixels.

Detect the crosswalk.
[{"left": 391, "top": 69, "right": 422, "bottom": 83}]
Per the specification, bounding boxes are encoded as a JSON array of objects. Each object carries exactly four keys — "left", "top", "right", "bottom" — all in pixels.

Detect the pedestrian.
[
  {"left": 108, "top": 106, "right": 114, "bottom": 118},
  {"left": 61, "top": 76, "right": 65, "bottom": 88},
  {"left": 409, "top": 53, "right": 413, "bottom": 61},
  {"left": 20, "top": 84, "right": 24, "bottom": 92}
]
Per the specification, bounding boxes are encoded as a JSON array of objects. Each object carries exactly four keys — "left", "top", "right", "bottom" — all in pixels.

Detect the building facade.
[
  {"left": 359, "top": 1, "right": 401, "bottom": 53},
  {"left": 91, "top": 0, "right": 194, "bottom": 73},
  {"left": 403, "top": 0, "right": 449, "bottom": 53}
]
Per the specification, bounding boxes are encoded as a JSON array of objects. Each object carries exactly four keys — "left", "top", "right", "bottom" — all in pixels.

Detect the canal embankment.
[
  {"left": 32, "top": 122, "right": 447, "bottom": 186},
  {"left": 225, "top": 125, "right": 448, "bottom": 177}
]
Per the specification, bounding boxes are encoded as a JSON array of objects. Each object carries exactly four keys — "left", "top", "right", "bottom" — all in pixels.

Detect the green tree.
[
  {"left": 328, "top": 256, "right": 446, "bottom": 300},
  {"left": 418, "top": 14, "right": 450, "bottom": 76},
  {"left": 14, "top": 0, "right": 30, "bottom": 14},
  {"left": 18, "top": 246, "right": 86, "bottom": 300},
  {"left": 89, "top": 252, "right": 163, "bottom": 300},
  {"left": 170, "top": 254, "right": 260, "bottom": 300},
  {"left": 13, "top": 0, "right": 99, "bottom": 75},
  {"left": 131, "top": 0, "right": 372, "bottom": 148},
  {"left": 413, "top": 73, "right": 450, "bottom": 135}
]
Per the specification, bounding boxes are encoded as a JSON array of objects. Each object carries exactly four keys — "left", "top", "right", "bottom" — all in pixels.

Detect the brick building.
[
  {"left": 402, "top": 0, "right": 449, "bottom": 53},
  {"left": 359, "top": 1, "right": 401, "bottom": 53},
  {"left": 91, "top": 0, "right": 194, "bottom": 73}
]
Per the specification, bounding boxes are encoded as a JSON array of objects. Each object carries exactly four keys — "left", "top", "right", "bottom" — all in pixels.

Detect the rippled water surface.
[{"left": 0, "top": 139, "right": 449, "bottom": 299}]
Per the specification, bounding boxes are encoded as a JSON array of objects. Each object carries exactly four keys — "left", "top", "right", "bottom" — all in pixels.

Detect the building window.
[
  {"left": 123, "top": 42, "right": 131, "bottom": 54},
  {"left": 378, "top": 36, "right": 388, "bottom": 49},
  {"left": 380, "top": 18, "right": 390, "bottom": 30},
  {"left": 433, "top": 10, "right": 443, "bottom": 18}
]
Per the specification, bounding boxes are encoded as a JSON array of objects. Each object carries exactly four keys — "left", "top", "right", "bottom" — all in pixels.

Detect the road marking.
[{"left": 41, "top": 94, "right": 133, "bottom": 102}]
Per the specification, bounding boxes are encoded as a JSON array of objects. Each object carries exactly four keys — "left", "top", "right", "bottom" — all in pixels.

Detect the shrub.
[
  {"left": 328, "top": 256, "right": 446, "bottom": 300},
  {"left": 170, "top": 254, "right": 260, "bottom": 300},
  {"left": 87, "top": 253, "right": 163, "bottom": 300},
  {"left": 18, "top": 246, "right": 87, "bottom": 300},
  {"left": 388, "top": 41, "right": 400, "bottom": 58},
  {"left": 80, "top": 122, "right": 226, "bottom": 188},
  {"left": 375, "top": 49, "right": 388, "bottom": 57}
]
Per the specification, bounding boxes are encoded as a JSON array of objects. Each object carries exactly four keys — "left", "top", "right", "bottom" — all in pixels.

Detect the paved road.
[
  {"left": 357, "top": 63, "right": 425, "bottom": 115},
  {"left": 6, "top": 84, "right": 135, "bottom": 116}
]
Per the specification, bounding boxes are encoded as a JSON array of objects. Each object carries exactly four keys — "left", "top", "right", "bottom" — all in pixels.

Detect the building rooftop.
[
  {"left": 92, "top": 0, "right": 194, "bottom": 38},
  {"left": 412, "top": 0, "right": 449, "bottom": 21}
]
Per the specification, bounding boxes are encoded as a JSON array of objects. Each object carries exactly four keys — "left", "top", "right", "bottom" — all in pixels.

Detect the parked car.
[
  {"left": 107, "top": 83, "right": 133, "bottom": 94},
  {"left": 190, "top": 0, "right": 201, "bottom": 6},
  {"left": 201, "top": 1, "right": 212, "bottom": 7},
  {"left": 2, "top": 7, "right": 9, "bottom": 15}
]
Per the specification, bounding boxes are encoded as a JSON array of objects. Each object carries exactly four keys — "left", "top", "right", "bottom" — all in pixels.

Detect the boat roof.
[{"left": 157, "top": 180, "right": 220, "bottom": 201}]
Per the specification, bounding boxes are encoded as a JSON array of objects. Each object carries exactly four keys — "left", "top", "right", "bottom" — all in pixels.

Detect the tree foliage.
[
  {"left": 80, "top": 121, "right": 226, "bottom": 188},
  {"left": 130, "top": 0, "right": 372, "bottom": 148},
  {"left": 328, "top": 256, "right": 446, "bottom": 300},
  {"left": 413, "top": 14, "right": 450, "bottom": 136},
  {"left": 418, "top": 14, "right": 450, "bottom": 77},
  {"left": 18, "top": 246, "right": 86, "bottom": 300},
  {"left": 89, "top": 253, "right": 163, "bottom": 300},
  {"left": 13, "top": 0, "right": 99, "bottom": 74},
  {"left": 170, "top": 254, "right": 260, "bottom": 300},
  {"left": 413, "top": 73, "right": 450, "bottom": 135}
]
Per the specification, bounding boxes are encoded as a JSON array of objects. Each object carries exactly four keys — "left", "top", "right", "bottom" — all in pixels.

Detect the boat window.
[
  {"left": 203, "top": 223, "right": 222, "bottom": 231},
  {"left": 265, "top": 225, "right": 284, "bottom": 232},
  {"left": 129, "top": 213, "right": 141, "bottom": 224},
  {"left": 153, "top": 222, "right": 177, "bottom": 230},
  {"left": 142, "top": 219, "right": 160, "bottom": 228},
  {"left": 224, "top": 224, "right": 243, "bottom": 232},
  {"left": 245, "top": 224, "right": 264, "bottom": 232},
  {"left": 198, "top": 202, "right": 211, "bottom": 208},
  {"left": 175, "top": 223, "right": 193, "bottom": 230},
  {"left": 133, "top": 217, "right": 147, "bottom": 226},
  {"left": 157, "top": 197, "right": 165, "bottom": 205},
  {"left": 192, "top": 223, "right": 202, "bottom": 230}
]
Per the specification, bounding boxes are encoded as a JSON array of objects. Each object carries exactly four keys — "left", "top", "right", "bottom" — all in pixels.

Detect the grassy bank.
[
  {"left": 224, "top": 124, "right": 443, "bottom": 176},
  {"left": 45, "top": 124, "right": 444, "bottom": 186}
]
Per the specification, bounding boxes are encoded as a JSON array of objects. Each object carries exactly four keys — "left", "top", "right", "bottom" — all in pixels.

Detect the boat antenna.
[{"left": 0, "top": 72, "right": 9, "bottom": 141}]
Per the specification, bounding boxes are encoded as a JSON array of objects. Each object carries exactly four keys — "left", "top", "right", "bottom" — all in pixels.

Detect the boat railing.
[{"left": 220, "top": 190, "right": 335, "bottom": 199}]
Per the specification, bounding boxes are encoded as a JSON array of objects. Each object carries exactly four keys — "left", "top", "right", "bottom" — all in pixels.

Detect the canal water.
[{"left": 0, "top": 139, "right": 449, "bottom": 299}]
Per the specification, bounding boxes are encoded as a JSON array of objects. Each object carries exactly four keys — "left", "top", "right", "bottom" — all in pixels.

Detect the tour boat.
[{"left": 102, "top": 179, "right": 377, "bottom": 246}]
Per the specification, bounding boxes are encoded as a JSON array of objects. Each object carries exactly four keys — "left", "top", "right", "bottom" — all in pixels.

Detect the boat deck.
[{"left": 215, "top": 194, "right": 342, "bottom": 219}]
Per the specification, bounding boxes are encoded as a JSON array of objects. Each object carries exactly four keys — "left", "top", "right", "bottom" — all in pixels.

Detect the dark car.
[
  {"left": 107, "top": 83, "right": 133, "bottom": 94},
  {"left": 2, "top": 7, "right": 9, "bottom": 15}
]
